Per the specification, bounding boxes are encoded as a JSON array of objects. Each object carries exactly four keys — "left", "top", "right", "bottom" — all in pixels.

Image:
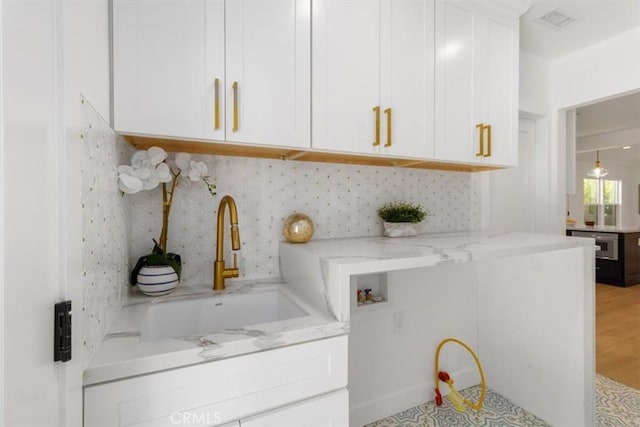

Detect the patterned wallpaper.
[
  {"left": 81, "top": 99, "right": 131, "bottom": 365},
  {"left": 131, "top": 156, "right": 481, "bottom": 286}
]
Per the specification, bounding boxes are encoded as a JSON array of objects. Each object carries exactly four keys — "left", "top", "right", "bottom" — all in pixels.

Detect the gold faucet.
[{"left": 214, "top": 195, "right": 240, "bottom": 291}]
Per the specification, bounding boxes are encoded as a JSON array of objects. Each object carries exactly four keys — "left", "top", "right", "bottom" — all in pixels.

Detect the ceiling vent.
[{"left": 535, "top": 9, "right": 577, "bottom": 30}]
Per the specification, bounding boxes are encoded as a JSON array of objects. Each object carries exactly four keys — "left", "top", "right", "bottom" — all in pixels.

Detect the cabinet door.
[
  {"left": 434, "top": 0, "right": 479, "bottom": 163},
  {"left": 113, "top": 0, "right": 225, "bottom": 140},
  {"left": 241, "top": 389, "right": 348, "bottom": 427},
  {"left": 225, "top": 0, "right": 310, "bottom": 148},
  {"left": 434, "top": 0, "right": 518, "bottom": 166},
  {"left": 312, "top": 0, "right": 381, "bottom": 153},
  {"left": 380, "top": 0, "right": 435, "bottom": 158},
  {"left": 483, "top": 8, "right": 519, "bottom": 166}
]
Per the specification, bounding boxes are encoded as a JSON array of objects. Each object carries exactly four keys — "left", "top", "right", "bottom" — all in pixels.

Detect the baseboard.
[{"left": 349, "top": 367, "right": 480, "bottom": 427}]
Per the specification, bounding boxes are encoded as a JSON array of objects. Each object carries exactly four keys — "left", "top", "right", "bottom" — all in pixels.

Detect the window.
[{"left": 583, "top": 178, "right": 621, "bottom": 226}]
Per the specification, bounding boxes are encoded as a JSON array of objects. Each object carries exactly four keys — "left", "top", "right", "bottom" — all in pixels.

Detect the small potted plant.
[
  {"left": 377, "top": 202, "right": 429, "bottom": 237},
  {"left": 118, "top": 146, "right": 217, "bottom": 296}
]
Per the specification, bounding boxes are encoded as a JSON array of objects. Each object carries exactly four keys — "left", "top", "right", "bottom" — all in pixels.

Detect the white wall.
[
  {"left": 551, "top": 28, "right": 640, "bottom": 233},
  {"left": 519, "top": 51, "right": 550, "bottom": 116},
  {"left": 350, "top": 263, "right": 479, "bottom": 426},
  {"left": 568, "top": 160, "right": 640, "bottom": 227},
  {"left": 551, "top": 28, "right": 640, "bottom": 111},
  {"left": 0, "top": 1, "right": 5, "bottom": 422}
]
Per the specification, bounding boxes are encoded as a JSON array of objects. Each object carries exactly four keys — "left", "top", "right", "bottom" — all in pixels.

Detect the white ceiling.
[
  {"left": 576, "top": 91, "right": 640, "bottom": 165},
  {"left": 520, "top": 2, "right": 640, "bottom": 167},
  {"left": 520, "top": 0, "right": 640, "bottom": 59},
  {"left": 576, "top": 91, "right": 640, "bottom": 138}
]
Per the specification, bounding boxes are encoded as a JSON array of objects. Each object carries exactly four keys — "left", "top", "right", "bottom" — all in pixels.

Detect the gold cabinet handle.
[
  {"left": 384, "top": 108, "right": 392, "bottom": 147},
  {"left": 483, "top": 124, "right": 492, "bottom": 157},
  {"left": 214, "top": 78, "right": 220, "bottom": 130},
  {"left": 373, "top": 106, "right": 381, "bottom": 146},
  {"left": 475, "top": 123, "right": 484, "bottom": 157},
  {"left": 232, "top": 81, "right": 239, "bottom": 132}
]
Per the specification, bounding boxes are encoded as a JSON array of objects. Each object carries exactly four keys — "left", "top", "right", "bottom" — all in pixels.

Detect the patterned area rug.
[{"left": 367, "top": 375, "right": 640, "bottom": 427}]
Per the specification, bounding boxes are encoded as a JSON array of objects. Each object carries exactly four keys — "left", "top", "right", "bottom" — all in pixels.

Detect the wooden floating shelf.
[{"left": 123, "top": 134, "right": 502, "bottom": 173}]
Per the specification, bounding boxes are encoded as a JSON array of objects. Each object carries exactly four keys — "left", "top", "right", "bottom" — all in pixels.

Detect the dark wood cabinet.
[
  {"left": 568, "top": 229, "right": 640, "bottom": 287},
  {"left": 595, "top": 232, "right": 640, "bottom": 287},
  {"left": 622, "top": 232, "right": 640, "bottom": 286}
]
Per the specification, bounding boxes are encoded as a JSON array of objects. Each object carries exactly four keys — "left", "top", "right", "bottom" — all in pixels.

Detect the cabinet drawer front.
[
  {"left": 241, "top": 388, "right": 349, "bottom": 426},
  {"left": 84, "top": 335, "right": 347, "bottom": 427}
]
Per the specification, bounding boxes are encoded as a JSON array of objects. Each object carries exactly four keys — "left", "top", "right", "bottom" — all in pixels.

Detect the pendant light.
[{"left": 587, "top": 150, "right": 609, "bottom": 179}]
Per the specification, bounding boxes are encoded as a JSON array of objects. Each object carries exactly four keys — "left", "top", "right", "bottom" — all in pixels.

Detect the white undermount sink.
[{"left": 140, "top": 289, "right": 309, "bottom": 341}]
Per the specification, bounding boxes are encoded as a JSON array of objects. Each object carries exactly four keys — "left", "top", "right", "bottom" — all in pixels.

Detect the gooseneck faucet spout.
[{"left": 214, "top": 195, "right": 240, "bottom": 291}]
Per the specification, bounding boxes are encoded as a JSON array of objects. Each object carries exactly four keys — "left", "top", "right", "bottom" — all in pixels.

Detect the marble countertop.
[
  {"left": 87, "top": 231, "right": 592, "bottom": 387},
  {"left": 84, "top": 280, "right": 346, "bottom": 386},
  {"left": 285, "top": 230, "right": 593, "bottom": 273},
  {"left": 280, "top": 230, "right": 594, "bottom": 324},
  {"left": 567, "top": 225, "right": 640, "bottom": 234}
]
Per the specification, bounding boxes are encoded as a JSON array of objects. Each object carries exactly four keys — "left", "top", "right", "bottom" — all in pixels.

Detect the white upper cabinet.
[
  {"left": 434, "top": 0, "right": 520, "bottom": 166},
  {"left": 312, "top": 0, "right": 434, "bottom": 158},
  {"left": 113, "top": 0, "right": 225, "bottom": 140},
  {"left": 225, "top": 0, "right": 310, "bottom": 148},
  {"left": 113, "top": 0, "right": 310, "bottom": 148},
  {"left": 113, "top": 0, "right": 525, "bottom": 167},
  {"left": 311, "top": 0, "right": 381, "bottom": 154},
  {"left": 379, "top": 0, "right": 435, "bottom": 158}
]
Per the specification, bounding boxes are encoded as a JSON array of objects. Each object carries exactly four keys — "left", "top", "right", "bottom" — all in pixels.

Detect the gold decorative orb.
[{"left": 283, "top": 213, "right": 314, "bottom": 243}]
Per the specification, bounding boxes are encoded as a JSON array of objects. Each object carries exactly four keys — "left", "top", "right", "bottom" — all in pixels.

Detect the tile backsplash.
[
  {"left": 81, "top": 104, "right": 479, "bottom": 364},
  {"left": 131, "top": 156, "right": 481, "bottom": 285},
  {"left": 81, "top": 99, "right": 131, "bottom": 365}
]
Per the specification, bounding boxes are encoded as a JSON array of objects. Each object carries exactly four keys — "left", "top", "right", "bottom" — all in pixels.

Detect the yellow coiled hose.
[{"left": 434, "top": 337, "right": 486, "bottom": 411}]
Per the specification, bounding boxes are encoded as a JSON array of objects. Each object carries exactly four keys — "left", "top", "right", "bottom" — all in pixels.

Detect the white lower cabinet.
[
  {"left": 241, "top": 389, "right": 348, "bottom": 426},
  {"left": 83, "top": 336, "right": 347, "bottom": 427}
]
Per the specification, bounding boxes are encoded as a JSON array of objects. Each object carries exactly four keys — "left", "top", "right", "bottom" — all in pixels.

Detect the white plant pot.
[
  {"left": 383, "top": 221, "right": 419, "bottom": 237},
  {"left": 136, "top": 265, "right": 179, "bottom": 296}
]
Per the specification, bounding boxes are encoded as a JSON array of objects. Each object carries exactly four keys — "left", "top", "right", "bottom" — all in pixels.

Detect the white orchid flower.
[
  {"left": 131, "top": 150, "right": 151, "bottom": 169},
  {"left": 118, "top": 171, "right": 143, "bottom": 194},
  {"left": 117, "top": 165, "right": 135, "bottom": 175},
  {"left": 175, "top": 153, "right": 191, "bottom": 170},
  {"left": 156, "top": 163, "right": 172, "bottom": 183},
  {"left": 133, "top": 167, "right": 152, "bottom": 180},
  {"left": 147, "top": 146, "right": 167, "bottom": 165},
  {"left": 142, "top": 171, "right": 160, "bottom": 190},
  {"left": 188, "top": 160, "right": 208, "bottom": 182}
]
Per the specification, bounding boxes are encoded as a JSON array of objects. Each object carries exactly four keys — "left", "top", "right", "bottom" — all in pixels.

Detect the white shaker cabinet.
[
  {"left": 84, "top": 336, "right": 347, "bottom": 427},
  {"left": 113, "top": 0, "right": 310, "bottom": 148},
  {"left": 312, "top": 0, "right": 434, "bottom": 158},
  {"left": 241, "top": 389, "right": 348, "bottom": 426},
  {"left": 113, "top": 0, "right": 225, "bottom": 140},
  {"left": 434, "top": 0, "right": 520, "bottom": 166},
  {"left": 225, "top": 0, "right": 310, "bottom": 148}
]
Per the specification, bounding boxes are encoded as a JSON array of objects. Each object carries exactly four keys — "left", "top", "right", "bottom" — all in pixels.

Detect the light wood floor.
[{"left": 596, "top": 283, "right": 640, "bottom": 389}]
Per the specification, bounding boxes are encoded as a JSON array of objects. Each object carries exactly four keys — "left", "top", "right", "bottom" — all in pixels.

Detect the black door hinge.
[{"left": 54, "top": 300, "right": 72, "bottom": 362}]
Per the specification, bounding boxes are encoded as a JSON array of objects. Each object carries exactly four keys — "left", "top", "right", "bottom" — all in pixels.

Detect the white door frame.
[
  {"left": 0, "top": 0, "right": 5, "bottom": 423},
  {"left": 481, "top": 112, "right": 551, "bottom": 233}
]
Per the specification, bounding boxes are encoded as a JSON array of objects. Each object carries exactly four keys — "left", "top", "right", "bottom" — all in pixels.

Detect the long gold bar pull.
[
  {"left": 232, "top": 81, "right": 239, "bottom": 132},
  {"left": 373, "top": 106, "right": 381, "bottom": 146},
  {"left": 214, "top": 78, "right": 220, "bottom": 130},
  {"left": 475, "top": 123, "right": 484, "bottom": 157},
  {"left": 483, "top": 124, "right": 492, "bottom": 157},
  {"left": 384, "top": 108, "right": 392, "bottom": 147}
]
